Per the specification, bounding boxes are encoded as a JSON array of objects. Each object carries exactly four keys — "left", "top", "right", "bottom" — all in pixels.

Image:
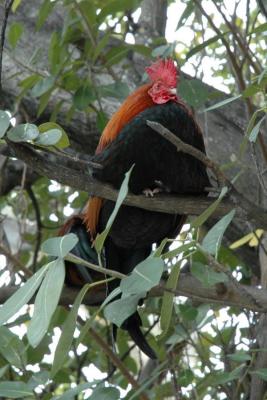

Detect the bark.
[{"left": 0, "top": 271, "right": 267, "bottom": 312}]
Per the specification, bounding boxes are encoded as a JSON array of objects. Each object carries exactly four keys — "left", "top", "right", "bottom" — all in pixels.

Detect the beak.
[{"left": 169, "top": 88, "right": 177, "bottom": 95}]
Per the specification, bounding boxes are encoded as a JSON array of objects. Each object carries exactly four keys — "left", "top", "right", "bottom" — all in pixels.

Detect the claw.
[{"left": 143, "top": 188, "right": 162, "bottom": 197}]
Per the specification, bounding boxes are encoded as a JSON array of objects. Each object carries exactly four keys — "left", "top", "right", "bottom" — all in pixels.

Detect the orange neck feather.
[
  {"left": 85, "top": 83, "right": 155, "bottom": 237},
  {"left": 96, "top": 83, "right": 154, "bottom": 153}
]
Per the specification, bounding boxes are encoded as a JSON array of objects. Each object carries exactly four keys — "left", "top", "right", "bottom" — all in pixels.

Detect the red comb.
[{"left": 145, "top": 59, "right": 178, "bottom": 88}]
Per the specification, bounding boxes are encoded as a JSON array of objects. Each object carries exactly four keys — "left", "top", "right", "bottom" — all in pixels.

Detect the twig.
[
  {"left": 88, "top": 326, "right": 149, "bottom": 400},
  {"left": 26, "top": 186, "right": 42, "bottom": 272},
  {"left": 65, "top": 253, "right": 126, "bottom": 280},
  {"left": 0, "top": 0, "right": 14, "bottom": 93},
  {"left": 147, "top": 120, "right": 225, "bottom": 185},
  {"left": 0, "top": 243, "right": 32, "bottom": 277}
]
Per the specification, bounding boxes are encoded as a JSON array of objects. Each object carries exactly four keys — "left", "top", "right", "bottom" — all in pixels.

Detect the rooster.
[{"left": 62, "top": 59, "right": 210, "bottom": 359}]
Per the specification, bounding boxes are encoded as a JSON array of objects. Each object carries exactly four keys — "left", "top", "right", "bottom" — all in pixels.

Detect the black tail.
[
  {"left": 60, "top": 215, "right": 157, "bottom": 359},
  {"left": 123, "top": 313, "right": 157, "bottom": 359}
]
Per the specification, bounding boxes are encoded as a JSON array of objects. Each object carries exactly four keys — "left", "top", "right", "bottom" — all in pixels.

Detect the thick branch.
[
  {"left": 6, "top": 140, "right": 237, "bottom": 218},
  {"left": 2, "top": 273, "right": 267, "bottom": 312}
]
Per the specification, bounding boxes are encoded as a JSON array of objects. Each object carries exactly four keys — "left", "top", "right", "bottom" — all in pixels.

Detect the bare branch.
[{"left": 0, "top": 0, "right": 14, "bottom": 93}]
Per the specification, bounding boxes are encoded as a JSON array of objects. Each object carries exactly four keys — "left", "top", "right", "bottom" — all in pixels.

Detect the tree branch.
[
  {"left": 6, "top": 140, "right": 236, "bottom": 218},
  {"left": 0, "top": 0, "right": 14, "bottom": 93},
  {"left": 2, "top": 273, "right": 267, "bottom": 312}
]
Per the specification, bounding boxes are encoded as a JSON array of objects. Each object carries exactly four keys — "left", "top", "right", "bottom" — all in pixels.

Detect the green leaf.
[
  {"left": 197, "top": 366, "right": 243, "bottom": 391},
  {"left": 19, "top": 74, "right": 41, "bottom": 90},
  {"left": 0, "top": 263, "right": 49, "bottom": 326},
  {"left": 186, "top": 33, "right": 228, "bottom": 60},
  {"left": 7, "top": 123, "right": 39, "bottom": 142},
  {"left": 51, "top": 284, "right": 91, "bottom": 377},
  {"left": 251, "top": 368, "right": 267, "bottom": 381},
  {"left": 104, "top": 293, "right": 143, "bottom": 327},
  {"left": 27, "top": 259, "right": 65, "bottom": 347},
  {"left": 12, "top": 0, "right": 22, "bottom": 12},
  {"left": 73, "top": 85, "right": 95, "bottom": 110},
  {"left": 176, "top": 0, "right": 194, "bottom": 30},
  {"left": 88, "top": 387, "right": 120, "bottom": 400},
  {"left": 202, "top": 210, "right": 235, "bottom": 257},
  {"left": 98, "top": 82, "right": 130, "bottom": 100},
  {"left": 248, "top": 116, "right": 265, "bottom": 143},
  {"left": 160, "top": 263, "right": 180, "bottom": 337},
  {"left": 0, "top": 111, "right": 10, "bottom": 138},
  {"left": 0, "top": 382, "right": 34, "bottom": 398},
  {"left": 203, "top": 94, "right": 242, "bottom": 112},
  {"left": 8, "top": 22, "right": 24, "bottom": 49},
  {"left": 179, "top": 304, "right": 198, "bottom": 322},
  {"left": 191, "top": 187, "right": 228, "bottom": 228},
  {"left": 38, "top": 122, "right": 69, "bottom": 149},
  {"left": 191, "top": 262, "right": 228, "bottom": 287},
  {"left": 36, "top": 0, "right": 56, "bottom": 30},
  {"left": 35, "top": 129, "right": 62, "bottom": 146},
  {"left": 227, "top": 352, "right": 251, "bottom": 362},
  {"left": 96, "top": 111, "right": 109, "bottom": 132},
  {"left": 120, "top": 256, "right": 164, "bottom": 295},
  {"left": 93, "top": 31, "right": 111, "bottom": 62},
  {"left": 104, "top": 46, "right": 130, "bottom": 68},
  {"left": 94, "top": 166, "right": 134, "bottom": 253},
  {"left": 179, "top": 77, "right": 211, "bottom": 108},
  {"left": 152, "top": 44, "right": 175, "bottom": 58},
  {"left": 37, "top": 89, "right": 53, "bottom": 117},
  {"left": 0, "top": 326, "right": 27, "bottom": 369},
  {"left": 97, "top": 0, "right": 139, "bottom": 24},
  {"left": 31, "top": 76, "right": 55, "bottom": 97},
  {"left": 250, "top": 22, "right": 267, "bottom": 34},
  {"left": 0, "top": 365, "right": 9, "bottom": 379},
  {"left": 42, "top": 233, "right": 78, "bottom": 258},
  {"left": 51, "top": 382, "right": 94, "bottom": 400}
]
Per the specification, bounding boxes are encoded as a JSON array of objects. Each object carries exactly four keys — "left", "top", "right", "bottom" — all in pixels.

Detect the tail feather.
[
  {"left": 60, "top": 215, "right": 100, "bottom": 287},
  {"left": 124, "top": 313, "right": 157, "bottom": 359}
]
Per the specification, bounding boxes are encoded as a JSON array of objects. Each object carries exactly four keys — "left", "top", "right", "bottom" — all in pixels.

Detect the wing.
[{"left": 91, "top": 101, "right": 210, "bottom": 195}]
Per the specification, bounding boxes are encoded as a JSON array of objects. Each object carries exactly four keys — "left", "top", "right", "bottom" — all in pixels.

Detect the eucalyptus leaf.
[
  {"left": 203, "top": 94, "right": 241, "bottom": 112},
  {"left": 202, "top": 210, "right": 235, "bottom": 257},
  {"left": 0, "top": 263, "right": 49, "bottom": 326},
  {"left": 51, "top": 284, "right": 91, "bottom": 377},
  {"left": 0, "top": 327, "right": 27, "bottom": 370},
  {"left": 31, "top": 76, "right": 55, "bottom": 97},
  {"left": 248, "top": 116, "right": 265, "bottom": 143},
  {"left": 251, "top": 368, "right": 267, "bottom": 381},
  {"left": 7, "top": 123, "right": 39, "bottom": 142},
  {"left": 38, "top": 122, "right": 69, "bottom": 148},
  {"left": 27, "top": 258, "right": 65, "bottom": 347},
  {"left": 227, "top": 352, "right": 251, "bottom": 362},
  {"left": 94, "top": 166, "right": 134, "bottom": 253},
  {"left": 73, "top": 85, "right": 95, "bottom": 110},
  {"left": 191, "top": 262, "right": 228, "bottom": 287},
  {"left": 0, "top": 111, "right": 10, "bottom": 138},
  {"left": 186, "top": 33, "right": 228, "bottom": 60},
  {"left": 51, "top": 382, "right": 95, "bottom": 400},
  {"left": 8, "top": 22, "right": 24, "bottom": 49},
  {"left": 88, "top": 387, "right": 120, "bottom": 400},
  {"left": 0, "top": 381, "right": 34, "bottom": 398},
  {"left": 160, "top": 263, "right": 180, "bottom": 337},
  {"left": 41, "top": 233, "right": 78, "bottom": 258},
  {"left": 191, "top": 187, "right": 228, "bottom": 228},
  {"left": 104, "top": 293, "right": 143, "bottom": 327},
  {"left": 35, "top": 129, "right": 62, "bottom": 146},
  {"left": 120, "top": 256, "right": 164, "bottom": 295}
]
